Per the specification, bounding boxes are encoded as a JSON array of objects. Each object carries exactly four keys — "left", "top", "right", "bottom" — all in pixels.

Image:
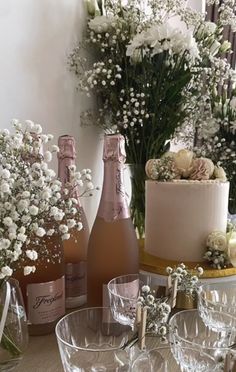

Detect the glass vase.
[
  {"left": 0, "top": 278, "right": 28, "bottom": 371},
  {"left": 129, "top": 163, "right": 146, "bottom": 239}
]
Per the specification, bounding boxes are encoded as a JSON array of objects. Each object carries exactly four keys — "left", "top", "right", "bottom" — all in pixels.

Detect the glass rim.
[
  {"left": 169, "top": 309, "right": 235, "bottom": 352},
  {"left": 198, "top": 282, "right": 236, "bottom": 308},
  {"left": 55, "top": 306, "right": 128, "bottom": 352},
  {"left": 107, "top": 273, "right": 140, "bottom": 300}
]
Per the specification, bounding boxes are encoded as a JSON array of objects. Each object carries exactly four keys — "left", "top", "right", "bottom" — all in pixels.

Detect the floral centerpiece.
[
  {"left": 70, "top": 0, "right": 236, "bottom": 237},
  {"left": 204, "top": 221, "right": 236, "bottom": 269},
  {"left": 123, "top": 263, "right": 203, "bottom": 349},
  {"left": 145, "top": 148, "right": 227, "bottom": 181},
  {"left": 0, "top": 119, "right": 94, "bottom": 359},
  {"left": 175, "top": 0, "right": 236, "bottom": 214}
]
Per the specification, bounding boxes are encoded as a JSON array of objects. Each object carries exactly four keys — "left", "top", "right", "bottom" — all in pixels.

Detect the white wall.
[
  {"left": 0, "top": 0, "right": 204, "bottom": 227},
  {"left": 0, "top": 0, "right": 103, "bottom": 228}
]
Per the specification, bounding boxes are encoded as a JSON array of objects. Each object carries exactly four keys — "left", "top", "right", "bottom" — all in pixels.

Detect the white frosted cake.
[
  {"left": 143, "top": 146, "right": 231, "bottom": 265},
  {"left": 145, "top": 180, "right": 229, "bottom": 262}
]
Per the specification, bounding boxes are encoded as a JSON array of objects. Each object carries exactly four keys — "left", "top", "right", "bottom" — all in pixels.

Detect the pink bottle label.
[
  {"left": 65, "top": 262, "right": 87, "bottom": 297},
  {"left": 27, "top": 276, "right": 65, "bottom": 325},
  {"left": 98, "top": 162, "right": 130, "bottom": 222}
]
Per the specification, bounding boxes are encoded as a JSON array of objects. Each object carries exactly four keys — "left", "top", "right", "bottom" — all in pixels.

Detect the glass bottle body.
[
  {"left": 87, "top": 135, "right": 139, "bottom": 307},
  {"left": 14, "top": 234, "right": 65, "bottom": 335},
  {"left": 58, "top": 135, "right": 89, "bottom": 308}
]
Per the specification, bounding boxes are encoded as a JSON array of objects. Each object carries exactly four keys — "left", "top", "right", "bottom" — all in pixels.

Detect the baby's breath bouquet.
[
  {"left": 0, "top": 120, "right": 94, "bottom": 282},
  {"left": 70, "top": 0, "right": 235, "bottom": 236},
  {"left": 0, "top": 120, "right": 95, "bottom": 360}
]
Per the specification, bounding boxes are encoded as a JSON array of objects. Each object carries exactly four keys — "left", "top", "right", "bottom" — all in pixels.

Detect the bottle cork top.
[
  {"left": 58, "top": 135, "right": 76, "bottom": 159},
  {"left": 103, "top": 134, "right": 126, "bottom": 163}
]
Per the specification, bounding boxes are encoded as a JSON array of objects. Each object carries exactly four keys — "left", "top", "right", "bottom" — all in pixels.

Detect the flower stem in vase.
[{"left": 129, "top": 164, "right": 146, "bottom": 239}]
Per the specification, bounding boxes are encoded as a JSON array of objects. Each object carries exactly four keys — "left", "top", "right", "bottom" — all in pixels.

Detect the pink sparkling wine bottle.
[
  {"left": 87, "top": 134, "right": 139, "bottom": 307},
  {"left": 58, "top": 135, "right": 89, "bottom": 308}
]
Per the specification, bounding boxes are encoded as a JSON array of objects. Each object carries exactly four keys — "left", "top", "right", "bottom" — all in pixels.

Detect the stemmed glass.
[
  {"left": 132, "top": 345, "right": 217, "bottom": 372},
  {"left": 55, "top": 307, "right": 134, "bottom": 372},
  {"left": 198, "top": 282, "right": 236, "bottom": 342},
  {"left": 169, "top": 309, "right": 236, "bottom": 371},
  {"left": 107, "top": 273, "right": 162, "bottom": 329}
]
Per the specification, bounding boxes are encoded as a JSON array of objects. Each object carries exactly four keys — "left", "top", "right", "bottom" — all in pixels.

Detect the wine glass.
[
  {"left": 169, "top": 309, "right": 236, "bottom": 369},
  {"left": 132, "top": 345, "right": 217, "bottom": 372},
  {"left": 198, "top": 282, "right": 236, "bottom": 339},
  {"left": 107, "top": 273, "right": 164, "bottom": 328},
  {"left": 0, "top": 278, "right": 28, "bottom": 371},
  {"left": 55, "top": 307, "right": 133, "bottom": 372}
]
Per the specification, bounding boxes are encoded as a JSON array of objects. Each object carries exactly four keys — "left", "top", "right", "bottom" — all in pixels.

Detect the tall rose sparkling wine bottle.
[
  {"left": 13, "top": 138, "right": 65, "bottom": 336},
  {"left": 87, "top": 134, "right": 139, "bottom": 307},
  {"left": 58, "top": 135, "right": 89, "bottom": 308}
]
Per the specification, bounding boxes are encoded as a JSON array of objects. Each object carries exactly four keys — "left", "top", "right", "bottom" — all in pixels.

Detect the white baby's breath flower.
[
  {"left": 32, "top": 124, "right": 42, "bottom": 134},
  {"left": 0, "top": 266, "right": 13, "bottom": 278},
  {"left": 24, "top": 266, "right": 36, "bottom": 276},
  {"left": 3, "top": 217, "right": 13, "bottom": 227},
  {"left": 166, "top": 266, "right": 173, "bottom": 274},
  {"left": 67, "top": 219, "right": 76, "bottom": 229},
  {"left": 141, "top": 285, "right": 150, "bottom": 293},
  {"left": 47, "top": 228, "right": 55, "bottom": 236},
  {"left": 86, "top": 182, "right": 94, "bottom": 190},
  {"left": 59, "top": 224, "right": 69, "bottom": 234},
  {"left": 17, "top": 233, "right": 27, "bottom": 242},
  {"left": 1, "top": 183, "right": 10, "bottom": 193},
  {"left": 51, "top": 145, "right": 59, "bottom": 152},
  {"left": 44, "top": 151, "right": 52, "bottom": 162},
  {"left": 29, "top": 205, "right": 39, "bottom": 216},
  {"left": 0, "top": 239, "right": 11, "bottom": 249},
  {"left": 62, "top": 233, "right": 70, "bottom": 240},
  {"left": 26, "top": 250, "right": 38, "bottom": 261},
  {"left": 35, "top": 227, "right": 46, "bottom": 237},
  {"left": 77, "top": 222, "right": 83, "bottom": 231}
]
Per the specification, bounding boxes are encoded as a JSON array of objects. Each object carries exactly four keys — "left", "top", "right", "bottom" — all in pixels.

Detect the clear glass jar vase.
[
  {"left": 129, "top": 163, "right": 146, "bottom": 239},
  {"left": 0, "top": 278, "right": 28, "bottom": 371}
]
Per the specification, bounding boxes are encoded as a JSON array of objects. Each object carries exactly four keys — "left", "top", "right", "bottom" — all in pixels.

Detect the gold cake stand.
[{"left": 139, "top": 239, "right": 236, "bottom": 279}]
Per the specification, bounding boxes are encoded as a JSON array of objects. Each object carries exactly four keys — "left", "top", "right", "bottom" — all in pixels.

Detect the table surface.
[
  {"left": 14, "top": 332, "right": 180, "bottom": 372},
  {"left": 15, "top": 333, "right": 63, "bottom": 372}
]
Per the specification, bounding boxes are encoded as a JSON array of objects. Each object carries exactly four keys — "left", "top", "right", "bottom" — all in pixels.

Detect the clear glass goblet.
[
  {"left": 108, "top": 273, "right": 163, "bottom": 328},
  {"left": 55, "top": 307, "right": 134, "bottom": 372},
  {"left": 169, "top": 309, "right": 236, "bottom": 371},
  {"left": 198, "top": 282, "right": 236, "bottom": 338},
  {"left": 132, "top": 345, "right": 218, "bottom": 372},
  {"left": 0, "top": 278, "right": 28, "bottom": 372}
]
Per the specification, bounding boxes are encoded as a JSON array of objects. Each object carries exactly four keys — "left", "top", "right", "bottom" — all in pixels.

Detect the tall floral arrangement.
[
  {"left": 70, "top": 0, "right": 235, "bottom": 236},
  {"left": 0, "top": 120, "right": 94, "bottom": 282},
  {"left": 175, "top": 0, "right": 236, "bottom": 213}
]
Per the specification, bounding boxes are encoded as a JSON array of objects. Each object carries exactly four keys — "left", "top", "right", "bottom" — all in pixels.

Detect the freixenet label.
[
  {"left": 27, "top": 276, "right": 65, "bottom": 324},
  {"left": 65, "top": 262, "right": 87, "bottom": 298}
]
